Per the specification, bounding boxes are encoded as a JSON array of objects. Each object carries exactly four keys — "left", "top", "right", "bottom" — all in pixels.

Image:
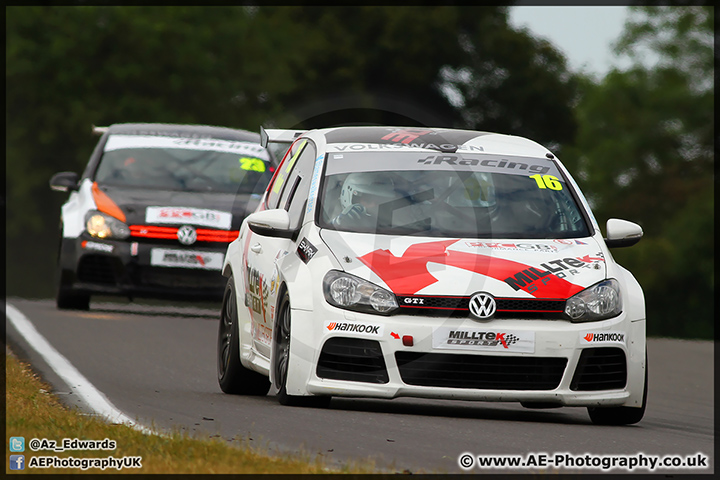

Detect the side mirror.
[
  {"left": 50, "top": 172, "right": 80, "bottom": 192},
  {"left": 247, "top": 209, "right": 296, "bottom": 239},
  {"left": 605, "top": 218, "right": 643, "bottom": 248}
]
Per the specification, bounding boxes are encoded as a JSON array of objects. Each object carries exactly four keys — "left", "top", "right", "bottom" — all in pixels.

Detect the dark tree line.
[{"left": 6, "top": 5, "right": 712, "bottom": 338}]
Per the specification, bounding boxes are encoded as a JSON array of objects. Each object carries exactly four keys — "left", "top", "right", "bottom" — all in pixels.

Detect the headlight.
[
  {"left": 323, "top": 270, "right": 398, "bottom": 315},
  {"left": 84, "top": 211, "right": 130, "bottom": 239},
  {"left": 565, "top": 279, "right": 622, "bottom": 322}
]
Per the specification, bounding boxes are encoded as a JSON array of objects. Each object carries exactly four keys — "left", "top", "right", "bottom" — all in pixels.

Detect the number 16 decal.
[{"left": 529, "top": 174, "right": 562, "bottom": 190}]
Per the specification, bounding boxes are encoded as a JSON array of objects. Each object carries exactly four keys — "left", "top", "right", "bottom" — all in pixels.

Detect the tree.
[
  {"left": 562, "top": 6, "right": 713, "bottom": 338},
  {"left": 6, "top": 6, "right": 580, "bottom": 298}
]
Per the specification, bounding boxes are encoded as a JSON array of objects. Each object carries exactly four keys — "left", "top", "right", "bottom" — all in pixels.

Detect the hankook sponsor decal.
[
  {"left": 324, "top": 321, "right": 384, "bottom": 336},
  {"left": 581, "top": 332, "right": 626, "bottom": 344},
  {"left": 433, "top": 327, "right": 535, "bottom": 353},
  {"left": 358, "top": 239, "right": 583, "bottom": 299},
  {"left": 150, "top": 248, "right": 223, "bottom": 270},
  {"left": 81, "top": 240, "right": 114, "bottom": 253},
  {"left": 146, "top": 206, "right": 232, "bottom": 230}
]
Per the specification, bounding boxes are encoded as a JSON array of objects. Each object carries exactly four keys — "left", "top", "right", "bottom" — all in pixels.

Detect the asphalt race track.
[{"left": 6, "top": 297, "right": 714, "bottom": 474}]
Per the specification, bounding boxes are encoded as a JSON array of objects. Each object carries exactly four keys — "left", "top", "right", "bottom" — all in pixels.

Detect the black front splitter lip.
[{"left": 69, "top": 281, "right": 224, "bottom": 302}]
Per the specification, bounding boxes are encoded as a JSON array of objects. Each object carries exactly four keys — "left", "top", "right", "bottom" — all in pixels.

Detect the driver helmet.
[{"left": 340, "top": 172, "right": 397, "bottom": 210}]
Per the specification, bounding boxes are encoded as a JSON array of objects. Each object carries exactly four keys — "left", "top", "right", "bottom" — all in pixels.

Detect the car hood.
[
  {"left": 98, "top": 184, "right": 261, "bottom": 230},
  {"left": 319, "top": 230, "right": 607, "bottom": 299}
]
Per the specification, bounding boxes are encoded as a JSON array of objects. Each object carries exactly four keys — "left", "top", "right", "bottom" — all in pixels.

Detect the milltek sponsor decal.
[
  {"left": 539, "top": 254, "right": 605, "bottom": 278},
  {"left": 448, "top": 331, "right": 518, "bottom": 348},
  {"left": 296, "top": 237, "right": 318, "bottom": 264},
  {"left": 504, "top": 267, "right": 553, "bottom": 293},
  {"left": 582, "top": 332, "right": 626, "bottom": 343},
  {"left": 433, "top": 327, "right": 535, "bottom": 353},
  {"left": 324, "top": 321, "right": 383, "bottom": 336},
  {"left": 150, "top": 248, "right": 224, "bottom": 270}
]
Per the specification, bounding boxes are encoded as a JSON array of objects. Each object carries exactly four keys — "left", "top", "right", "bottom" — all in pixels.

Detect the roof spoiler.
[
  {"left": 260, "top": 126, "right": 307, "bottom": 148},
  {"left": 92, "top": 125, "right": 109, "bottom": 136}
]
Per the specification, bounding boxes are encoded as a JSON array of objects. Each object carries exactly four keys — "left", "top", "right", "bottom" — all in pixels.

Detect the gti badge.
[
  {"left": 468, "top": 292, "right": 496, "bottom": 319},
  {"left": 177, "top": 225, "right": 197, "bottom": 245}
]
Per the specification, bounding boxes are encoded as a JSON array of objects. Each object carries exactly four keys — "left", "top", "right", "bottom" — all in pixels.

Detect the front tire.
[
  {"left": 587, "top": 352, "right": 648, "bottom": 426},
  {"left": 56, "top": 269, "right": 90, "bottom": 310},
  {"left": 217, "top": 276, "right": 271, "bottom": 395},
  {"left": 273, "top": 289, "right": 330, "bottom": 408}
]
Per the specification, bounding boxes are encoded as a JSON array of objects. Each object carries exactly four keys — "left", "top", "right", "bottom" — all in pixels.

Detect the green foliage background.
[{"left": 5, "top": 6, "right": 713, "bottom": 339}]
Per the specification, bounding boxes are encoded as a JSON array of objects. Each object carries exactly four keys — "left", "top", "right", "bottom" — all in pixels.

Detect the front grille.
[
  {"left": 77, "top": 255, "right": 119, "bottom": 284},
  {"left": 396, "top": 295, "right": 566, "bottom": 319},
  {"left": 317, "top": 338, "right": 389, "bottom": 384},
  {"left": 395, "top": 352, "right": 567, "bottom": 390},
  {"left": 129, "top": 225, "right": 239, "bottom": 243},
  {"left": 570, "top": 348, "right": 627, "bottom": 391}
]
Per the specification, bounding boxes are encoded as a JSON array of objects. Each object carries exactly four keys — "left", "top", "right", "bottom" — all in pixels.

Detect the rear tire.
[
  {"left": 217, "top": 276, "right": 271, "bottom": 395},
  {"left": 274, "top": 289, "right": 330, "bottom": 408},
  {"left": 588, "top": 352, "right": 647, "bottom": 426}
]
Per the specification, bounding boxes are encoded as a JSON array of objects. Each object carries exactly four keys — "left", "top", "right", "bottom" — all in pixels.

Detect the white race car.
[{"left": 217, "top": 126, "right": 647, "bottom": 425}]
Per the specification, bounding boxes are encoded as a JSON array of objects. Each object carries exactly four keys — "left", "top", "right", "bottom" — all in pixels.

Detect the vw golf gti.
[
  {"left": 217, "top": 126, "right": 647, "bottom": 425},
  {"left": 50, "top": 123, "right": 275, "bottom": 309}
]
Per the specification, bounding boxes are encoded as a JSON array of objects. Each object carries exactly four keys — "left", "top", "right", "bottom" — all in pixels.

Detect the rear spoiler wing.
[
  {"left": 92, "top": 125, "right": 109, "bottom": 136},
  {"left": 260, "top": 127, "right": 307, "bottom": 148}
]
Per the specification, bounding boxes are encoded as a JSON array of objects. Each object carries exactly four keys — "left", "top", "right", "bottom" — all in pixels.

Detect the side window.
[
  {"left": 266, "top": 139, "right": 307, "bottom": 210},
  {"left": 281, "top": 142, "right": 316, "bottom": 231}
]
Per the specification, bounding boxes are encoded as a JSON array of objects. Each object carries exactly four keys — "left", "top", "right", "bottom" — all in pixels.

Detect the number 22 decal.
[{"left": 529, "top": 174, "right": 562, "bottom": 190}]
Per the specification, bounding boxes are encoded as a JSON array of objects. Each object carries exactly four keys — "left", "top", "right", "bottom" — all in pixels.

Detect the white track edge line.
[{"left": 6, "top": 302, "right": 158, "bottom": 436}]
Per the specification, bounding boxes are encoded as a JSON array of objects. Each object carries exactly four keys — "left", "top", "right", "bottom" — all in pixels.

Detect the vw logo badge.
[
  {"left": 177, "top": 225, "right": 197, "bottom": 245},
  {"left": 468, "top": 292, "right": 496, "bottom": 319}
]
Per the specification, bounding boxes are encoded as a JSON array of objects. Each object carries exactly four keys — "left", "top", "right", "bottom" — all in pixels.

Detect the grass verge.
[{"left": 5, "top": 352, "right": 377, "bottom": 474}]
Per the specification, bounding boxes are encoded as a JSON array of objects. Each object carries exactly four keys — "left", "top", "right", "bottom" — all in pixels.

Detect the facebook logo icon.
[{"left": 10, "top": 454, "right": 25, "bottom": 470}]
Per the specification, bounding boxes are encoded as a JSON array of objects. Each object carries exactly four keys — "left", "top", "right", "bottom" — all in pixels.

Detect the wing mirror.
[
  {"left": 49, "top": 171, "right": 80, "bottom": 192},
  {"left": 247, "top": 209, "right": 297, "bottom": 239},
  {"left": 605, "top": 218, "right": 643, "bottom": 248}
]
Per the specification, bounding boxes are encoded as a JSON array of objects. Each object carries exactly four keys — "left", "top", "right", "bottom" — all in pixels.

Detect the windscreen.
[
  {"left": 94, "top": 134, "right": 273, "bottom": 194},
  {"left": 318, "top": 151, "right": 590, "bottom": 239}
]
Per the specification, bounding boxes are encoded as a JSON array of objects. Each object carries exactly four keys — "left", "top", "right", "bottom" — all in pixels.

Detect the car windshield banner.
[
  {"left": 104, "top": 134, "right": 270, "bottom": 159},
  {"left": 324, "top": 151, "right": 561, "bottom": 178}
]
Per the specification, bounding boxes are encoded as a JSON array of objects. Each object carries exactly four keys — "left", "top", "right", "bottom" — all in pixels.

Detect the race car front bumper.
[
  {"left": 58, "top": 235, "right": 227, "bottom": 300},
  {"left": 285, "top": 307, "right": 646, "bottom": 408}
]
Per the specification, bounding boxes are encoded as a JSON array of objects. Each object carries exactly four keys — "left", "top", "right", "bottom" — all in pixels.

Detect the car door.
[{"left": 245, "top": 138, "right": 317, "bottom": 359}]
